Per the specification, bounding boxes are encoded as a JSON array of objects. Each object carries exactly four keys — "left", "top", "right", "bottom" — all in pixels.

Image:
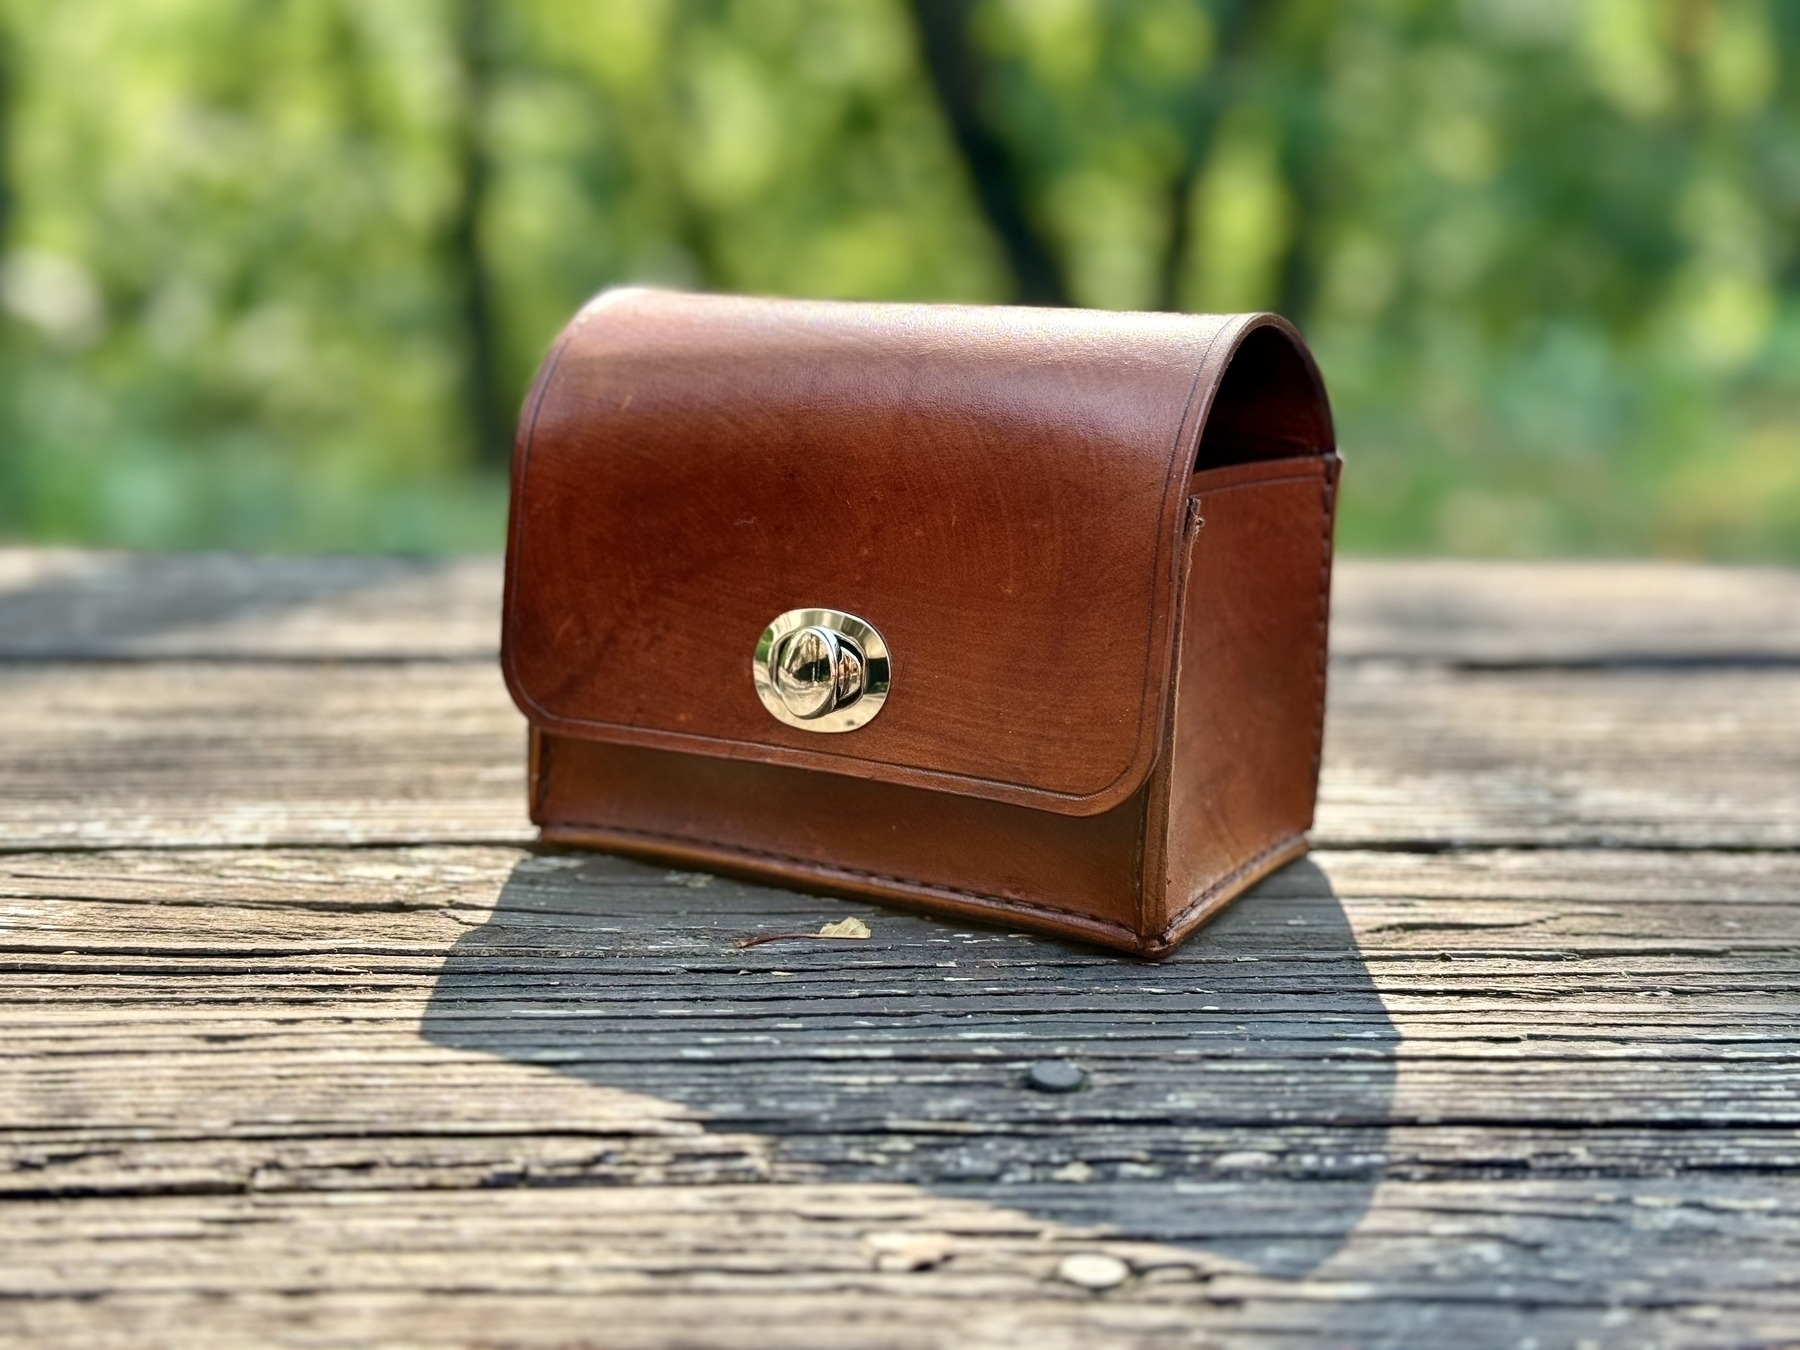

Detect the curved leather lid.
[{"left": 502, "top": 290, "right": 1329, "bottom": 816}]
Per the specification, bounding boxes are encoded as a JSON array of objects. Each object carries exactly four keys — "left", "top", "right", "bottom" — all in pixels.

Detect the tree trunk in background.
[
  {"left": 1156, "top": 0, "right": 1259, "bottom": 314},
  {"left": 1268, "top": 8, "right": 1334, "bottom": 329},
  {"left": 446, "top": 0, "right": 510, "bottom": 472},
  {"left": 1272, "top": 106, "right": 1325, "bottom": 328},
  {"left": 908, "top": 0, "right": 1069, "bottom": 307}
]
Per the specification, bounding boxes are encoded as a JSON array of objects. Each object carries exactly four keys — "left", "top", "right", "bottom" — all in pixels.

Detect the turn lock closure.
[{"left": 753, "top": 609, "right": 890, "bottom": 733}]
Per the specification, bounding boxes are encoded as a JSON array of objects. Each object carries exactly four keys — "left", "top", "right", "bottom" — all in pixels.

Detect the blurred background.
[{"left": 0, "top": 0, "right": 1794, "bottom": 558}]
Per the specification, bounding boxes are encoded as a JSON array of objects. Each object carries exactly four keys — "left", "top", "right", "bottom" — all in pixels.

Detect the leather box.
[{"left": 501, "top": 289, "right": 1339, "bottom": 956}]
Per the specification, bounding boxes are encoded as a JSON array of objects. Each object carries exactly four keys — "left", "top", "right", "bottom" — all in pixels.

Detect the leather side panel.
[
  {"left": 1150, "top": 455, "right": 1339, "bottom": 947},
  {"left": 532, "top": 732, "right": 1150, "bottom": 949}
]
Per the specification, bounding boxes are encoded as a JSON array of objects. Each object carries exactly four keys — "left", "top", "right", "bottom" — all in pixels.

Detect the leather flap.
[{"left": 502, "top": 290, "right": 1332, "bottom": 816}]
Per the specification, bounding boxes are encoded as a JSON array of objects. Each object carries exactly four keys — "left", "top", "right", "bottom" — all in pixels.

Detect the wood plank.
[
  {"left": 5, "top": 659, "right": 1797, "bottom": 850},
  {"left": 0, "top": 549, "right": 501, "bottom": 660},
  {"left": 3, "top": 1181, "right": 1797, "bottom": 1350},
  {"left": 2, "top": 843, "right": 1796, "bottom": 1346},
  {"left": 7, "top": 551, "right": 1797, "bottom": 664},
  {"left": 1319, "top": 662, "right": 1800, "bottom": 847},
  {"left": 1331, "top": 558, "right": 1800, "bottom": 665},
  {"left": 0, "top": 661, "right": 532, "bottom": 848},
  {"left": 2, "top": 848, "right": 1794, "bottom": 1201},
  {"left": 3, "top": 548, "right": 1797, "bottom": 1345}
]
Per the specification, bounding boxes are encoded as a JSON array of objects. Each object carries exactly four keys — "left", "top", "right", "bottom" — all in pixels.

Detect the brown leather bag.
[{"left": 502, "top": 290, "right": 1339, "bottom": 955}]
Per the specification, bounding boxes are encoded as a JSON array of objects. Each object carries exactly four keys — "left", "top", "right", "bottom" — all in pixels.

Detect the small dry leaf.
[{"left": 733, "top": 916, "right": 873, "bottom": 948}]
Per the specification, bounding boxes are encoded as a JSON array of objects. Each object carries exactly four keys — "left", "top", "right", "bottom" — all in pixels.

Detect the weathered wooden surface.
[
  {"left": 5, "top": 659, "right": 1797, "bottom": 851},
  {"left": 1, "top": 554, "right": 1797, "bottom": 1348},
  {"left": 1331, "top": 558, "right": 1800, "bottom": 665},
  {"left": 7, "top": 550, "right": 1800, "bottom": 663},
  {"left": 0, "top": 549, "right": 503, "bottom": 659}
]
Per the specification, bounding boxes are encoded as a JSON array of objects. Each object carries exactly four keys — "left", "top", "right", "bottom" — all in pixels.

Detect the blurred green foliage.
[{"left": 0, "top": 0, "right": 1796, "bottom": 557}]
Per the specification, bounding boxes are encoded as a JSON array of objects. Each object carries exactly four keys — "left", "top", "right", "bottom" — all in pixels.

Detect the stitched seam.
[
  {"left": 1159, "top": 832, "right": 1305, "bottom": 937},
  {"left": 1153, "top": 458, "right": 1328, "bottom": 940},
  {"left": 541, "top": 818, "right": 1142, "bottom": 938},
  {"left": 1193, "top": 470, "right": 1323, "bottom": 494},
  {"left": 530, "top": 729, "right": 552, "bottom": 822},
  {"left": 1309, "top": 462, "right": 1335, "bottom": 780},
  {"left": 514, "top": 709, "right": 1131, "bottom": 811}
]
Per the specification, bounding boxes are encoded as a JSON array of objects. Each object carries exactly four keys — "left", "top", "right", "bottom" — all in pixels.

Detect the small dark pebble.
[{"left": 1025, "top": 1059, "right": 1087, "bottom": 1093}]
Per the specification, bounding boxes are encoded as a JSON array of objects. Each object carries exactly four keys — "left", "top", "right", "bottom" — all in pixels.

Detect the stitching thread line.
[
  {"left": 1309, "top": 459, "right": 1336, "bottom": 779},
  {"left": 540, "top": 817, "right": 1144, "bottom": 940},
  {"left": 1158, "top": 831, "right": 1307, "bottom": 940}
]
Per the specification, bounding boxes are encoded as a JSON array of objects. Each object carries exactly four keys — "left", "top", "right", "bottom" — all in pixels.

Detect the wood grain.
[
  {"left": 0, "top": 661, "right": 531, "bottom": 848},
  {"left": 1331, "top": 558, "right": 1800, "bottom": 665},
  {"left": 3, "top": 1180, "right": 1796, "bottom": 1350},
  {"left": 1319, "top": 663, "right": 1800, "bottom": 847},
  {"left": 3, "top": 843, "right": 1798, "bottom": 1349},
  {"left": 0, "top": 549, "right": 502, "bottom": 660},
  {"left": 2, "top": 552, "right": 1797, "bottom": 1348},
  {"left": 4, "top": 658, "right": 1797, "bottom": 850},
  {"left": 7, "top": 552, "right": 1799, "bottom": 664}
]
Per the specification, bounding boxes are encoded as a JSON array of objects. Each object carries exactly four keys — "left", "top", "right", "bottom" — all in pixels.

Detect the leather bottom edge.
[
  {"left": 536, "top": 822, "right": 1153, "bottom": 956},
  {"left": 1138, "top": 833, "right": 1311, "bottom": 960}
]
